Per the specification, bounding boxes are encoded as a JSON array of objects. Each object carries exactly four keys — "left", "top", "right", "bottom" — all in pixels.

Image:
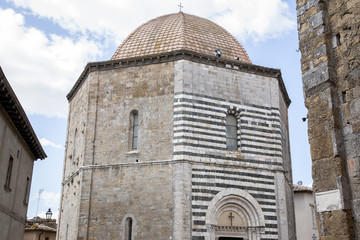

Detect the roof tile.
[{"left": 111, "top": 12, "right": 251, "bottom": 63}]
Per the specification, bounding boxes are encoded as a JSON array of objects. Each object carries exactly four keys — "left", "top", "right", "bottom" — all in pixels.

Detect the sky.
[{"left": 0, "top": 0, "right": 311, "bottom": 220}]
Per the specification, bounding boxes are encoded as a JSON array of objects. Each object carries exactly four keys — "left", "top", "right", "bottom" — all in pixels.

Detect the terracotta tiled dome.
[{"left": 111, "top": 12, "right": 251, "bottom": 63}]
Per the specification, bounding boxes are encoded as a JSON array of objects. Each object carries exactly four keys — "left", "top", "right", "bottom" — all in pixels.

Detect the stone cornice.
[
  {"left": 0, "top": 67, "right": 47, "bottom": 160},
  {"left": 67, "top": 50, "right": 291, "bottom": 106},
  {"left": 62, "top": 159, "right": 285, "bottom": 185}
]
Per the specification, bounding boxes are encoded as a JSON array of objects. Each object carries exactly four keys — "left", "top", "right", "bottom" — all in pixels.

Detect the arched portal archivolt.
[{"left": 205, "top": 189, "right": 265, "bottom": 240}]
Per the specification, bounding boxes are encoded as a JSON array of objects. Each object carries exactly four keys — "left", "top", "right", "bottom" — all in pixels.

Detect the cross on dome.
[{"left": 178, "top": 3, "right": 183, "bottom": 12}]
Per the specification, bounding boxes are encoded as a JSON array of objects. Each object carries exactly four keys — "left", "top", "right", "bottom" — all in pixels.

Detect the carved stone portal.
[{"left": 206, "top": 189, "right": 265, "bottom": 240}]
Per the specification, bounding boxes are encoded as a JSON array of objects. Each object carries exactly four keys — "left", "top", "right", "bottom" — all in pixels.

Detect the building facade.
[
  {"left": 0, "top": 67, "right": 46, "bottom": 240},
  {"left": 293, "top": 184, "right": 318, "bottom": 240},
  {"left": 58, "top": 12, "right": 295, "bottom": 240},
  {"left": 297, "top": 0, "right": 360, "bottom": 239},
  {"left": 24, "top": 218, "right": 57, "bottom": 240}
]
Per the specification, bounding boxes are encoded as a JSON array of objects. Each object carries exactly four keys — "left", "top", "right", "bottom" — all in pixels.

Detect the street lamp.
[{"left": 45, "top": 208, "right": 52, "bottom": 221}]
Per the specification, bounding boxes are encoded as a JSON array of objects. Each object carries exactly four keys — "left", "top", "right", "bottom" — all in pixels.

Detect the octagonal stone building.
[{"left": 58, "top": 12, "right": 295, "bottom": 240}]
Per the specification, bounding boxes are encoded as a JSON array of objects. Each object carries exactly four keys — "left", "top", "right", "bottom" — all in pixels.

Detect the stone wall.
[
  {"left": 0, "top": 107, "right": 35, "bottom": 240},
  {"left": 58, "top": 62, "right": 176, "bottom": 239},
  {"left": 173, "top": 60, "right": 295, "bottom": 240},
  {"left": 86, "top": 163, "right": 174, "bottom": 240},
  {"left": 59, "top": 56, "right": 295, "bottom": 240},
  {"left": 57, "top": 71, "right": 90, "bottom": 240},
  {"left": 297, "top": 0, "right": 360, "bottom": 238}
]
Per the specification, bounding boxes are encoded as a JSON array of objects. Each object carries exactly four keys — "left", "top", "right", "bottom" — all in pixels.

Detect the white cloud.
[
  {"left": 34, "top": 190, "right": 60, "bottom": 208},
  {"left": 41, "top": 191, "right": 60, "bottom": 207},
  {"left": 0, "top": 7, "right": 101, "bottom": 118},
  {"left": 0, "top": 1, "right": 295, "bottom": 117},
  {"left": 32, "top": 190, "right": 60, "bottom": 219},
  {"left": 212, "top": 0, "right": 296, "bottom": 42},
  {"left": 8, "top": 0, "right": 295, "bottom": 43},
  {"left": 39, "top": 137, "right": 63, "bottom": 149}
]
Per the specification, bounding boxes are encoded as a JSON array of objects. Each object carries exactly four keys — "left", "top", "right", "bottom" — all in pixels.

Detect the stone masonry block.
[
  {"left": 328, "top": 0, "right": 345, "bottom": 15},
  {"left": 310, "top": 11, "right": 323, "bottom": 29},
  {"left": 303, "top": 61, "right": 329, "bottom": 95},
  {"left": 312, "top": 157, "right": 345, "bottom": 192},
  {"left": 352, "top": 121, "right": 360, "bottom": 133},
  {"left": 320, "top": 210, "right": 354, "bottom": 237},
  {"left": 309, "top": 132, "right": 334, "bottom": 160},
  {"left": 348, "top": 171, "right": 360, "bottom": 199}
]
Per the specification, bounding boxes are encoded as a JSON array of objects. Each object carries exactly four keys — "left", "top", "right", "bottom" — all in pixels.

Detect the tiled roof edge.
[
  {"left": 67, "top": 50, "right": 291, "bottom": 106},
  {"left": 25, "top": 223, "right": 56, "bottom": 232},
  {"left": 0, "top": 67, "right": 47, "bottom": 160},
  {"left": 293, "top": 184, "right": 313, "bottom": 193}
]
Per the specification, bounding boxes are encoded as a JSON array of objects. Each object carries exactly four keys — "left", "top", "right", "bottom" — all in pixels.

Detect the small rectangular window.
[
  {"left": 24, "top": 177, "right": 30, "bottom": 204},
  {"left": 336, "top": 33, "right": 341, "bottom": 46},
  {"left": 4, "top": 156, "right": 14, "bottom": 191},
  {"left": 342, "top": 91, "right": 347, "bottom": 103},
  {"left": 331, "top": 33, "right": 341, "bottom": 48}
]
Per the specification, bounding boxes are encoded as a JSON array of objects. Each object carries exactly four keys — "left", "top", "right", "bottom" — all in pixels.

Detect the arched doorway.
[{"left": 205, "top": 189, "right": 265, "bottom": 240}]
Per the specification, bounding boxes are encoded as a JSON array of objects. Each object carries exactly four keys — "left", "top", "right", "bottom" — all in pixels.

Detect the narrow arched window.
[
  {"left": 125, "top": 217, "right": 133, "bottom": 240},
  {"left": 226, "top": 114, "right": 237, "bottom": 150},
  {"left": 132, "top": 112, "right": 138, "bottom": 150}
]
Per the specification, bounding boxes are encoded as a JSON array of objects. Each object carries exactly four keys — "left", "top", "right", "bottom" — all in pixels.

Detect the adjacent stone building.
[
  {"left": 24, "top": 217, "right": 57, "bottom": 240},
  {"left": 0, "top": 66, "right": 47, "bottom": 240},
  {"left": 297, "top": 0, "right": 360, "bottom": 239},
  {"left": 58, "top": 12, "right": 295, "bottom": 240}
]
